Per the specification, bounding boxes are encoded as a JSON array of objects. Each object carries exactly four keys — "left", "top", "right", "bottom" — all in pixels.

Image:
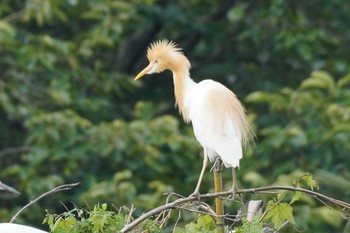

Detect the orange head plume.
[{"left": 134, "top": 39, "right": 190, "bottom": 80}]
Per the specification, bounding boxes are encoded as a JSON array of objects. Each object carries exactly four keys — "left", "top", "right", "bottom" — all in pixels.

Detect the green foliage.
[
  {"left": 43, "top": 173, "right": 327, "bottom": 232},
  {"left": 263, "top": 201, "right": 295, "bottom": 229},
  {"left": 246, "top": 72, "right": 350, "bottom": 196},
  {"left": 234, "top": 217, "right": 263, "bottom": 233},
  {"left": 259, "top": 173, "right": 320, "bottom": 231},
  {"left": 173, "top": 215, "right": 216, "bottom": 233},
  {"left": 1, "top": 0, "right": 350, "bottom": 232},
  {"left": 44, "top": 203, "right": 127, "bottom": 233}
]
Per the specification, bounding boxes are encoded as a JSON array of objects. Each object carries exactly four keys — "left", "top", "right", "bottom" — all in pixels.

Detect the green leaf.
[
  {"left": 277, "top": 191, "right": 287, "bottom": 201},
  {"left": 299, "top": 70, "right": 335, "bottom": 92},
  {"left": 174, "top": 215, "right": 215, "bottom": 233},
  {"left": 227, "top": 3, "right": 247, "bottom": 22},
  {"left": 240, "top": 217, "right": 263, "bottom": 233},
  {"left": 52, "top": 216, "right": 77, "bottom": 232},
  {"left": 296, "top": 43, "right": 312, "bottom": 61},
  {"left": 290, "top": 190, "right": 301, "bottom": 204},
  {"left": 196, "top": 215, "right": 215, "bottom": 230},
  {"left": 264, "top": 201, "right": 295, "bottom": 229},
  {"left": 173, "top": 227, "right": 186, "bottom": 233},
  {"left": 337, "top": 74, "right": 350, "bottom": 88},
  {"left": 245, "top": 91, "right": 274, "bottom": 104},
  {"left": 185, "top": 222, "right": 197, "bottom": 232},
  {"left": 304, "top": 173, "right": 319, "bottom": 190},
  {"left": 0, "top": 20, "right": 15, "bottom": 36}
]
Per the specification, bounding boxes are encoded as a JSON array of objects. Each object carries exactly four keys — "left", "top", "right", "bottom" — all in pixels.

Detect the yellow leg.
[{"left": 191, "top": 148, "right": 208, "bottom": 196}]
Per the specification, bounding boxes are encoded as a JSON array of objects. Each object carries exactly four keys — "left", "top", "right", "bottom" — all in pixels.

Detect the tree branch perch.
[{"left": 120, "top": 185, "right": 350, "bottom": 232}]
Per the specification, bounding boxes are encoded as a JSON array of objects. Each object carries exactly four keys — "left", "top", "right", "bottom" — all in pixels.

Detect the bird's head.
[{"left": 135, "top": 39, "right": 190, "bottom": 80}]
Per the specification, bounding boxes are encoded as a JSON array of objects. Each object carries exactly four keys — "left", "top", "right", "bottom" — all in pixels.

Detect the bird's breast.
[{"left": 187, "top": 79, "right": 242, "bottom": 144}]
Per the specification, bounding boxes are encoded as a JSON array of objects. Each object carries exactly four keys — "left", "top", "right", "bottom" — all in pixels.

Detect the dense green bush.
[{"left": 1, "top": 0, "right": 349, "bottom": 232}]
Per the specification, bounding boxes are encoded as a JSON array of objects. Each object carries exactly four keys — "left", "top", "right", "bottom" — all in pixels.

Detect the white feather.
[
  {"left": 139, "top": 39, "right": 253, "bottom": 169},
  {"left": 0, "top": 223, "right": 48, "bottom": 233},
  {"left": 187, "top": 80, "right": 244, "bottom": 167}
]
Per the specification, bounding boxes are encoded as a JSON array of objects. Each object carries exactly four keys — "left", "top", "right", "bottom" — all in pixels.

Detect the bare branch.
[
  {"left": 0, "top": 182, "right": 21, "bottom": 199},
  {"left": 0, "top": 146, "right": 31, "bottom": 158},
  {"left": 10, "top": 183, "right": 80, "bottom": 223},
  {"left": 120, "top": 185, "right": 350, "bottom": 232},
  {"left": 274, "top": 220, "right": 289, "bottom": 233},
  {"left": 124, "top": 204, "right": 135, "bottom": 226},
  {"left": 249, "top": 186, "right": 350, "bottom": 209},
  {"left": 5, "top": 9, "right": 24, "bottom": 22},
  {"left": 173, "top": 210, "right": 182, "bottom": 232}
]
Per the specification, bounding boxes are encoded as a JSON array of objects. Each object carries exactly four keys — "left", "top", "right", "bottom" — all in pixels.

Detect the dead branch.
[
  {"left": 10, "top": 183, "right": 79, "bottom": 223},
  {"left": 0, "top": 182, "right": 21, "bottom": 199},
  {"left": 0, "top": 146, "right": 31, "bottom": 158}
]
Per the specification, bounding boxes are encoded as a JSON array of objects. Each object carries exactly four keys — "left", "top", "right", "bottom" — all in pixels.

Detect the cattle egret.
[
  {"left": 135, "top": 40, "right": 254, "bottom": 196},
  {"left": 0, "top": 223, "right": 48, "bottom": 233}
]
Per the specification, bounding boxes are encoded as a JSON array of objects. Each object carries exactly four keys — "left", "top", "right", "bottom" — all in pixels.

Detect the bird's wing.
[{"left": 188, "top": 80, "right": 248, "bottom": 167}]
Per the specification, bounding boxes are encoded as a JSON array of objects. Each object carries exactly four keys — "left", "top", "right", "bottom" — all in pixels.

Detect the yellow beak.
[{"left": 134, "top": 63, "right": 153, "bottom": 80}]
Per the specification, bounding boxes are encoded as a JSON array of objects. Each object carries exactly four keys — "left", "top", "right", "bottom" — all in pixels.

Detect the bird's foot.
[{"left": 227, "top": 186, "right": 238, "bottom": 201}]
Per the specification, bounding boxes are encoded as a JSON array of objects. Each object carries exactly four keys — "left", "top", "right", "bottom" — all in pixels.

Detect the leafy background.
[{"left": 0, "top": 0, "right": 349, "bottom": 232}]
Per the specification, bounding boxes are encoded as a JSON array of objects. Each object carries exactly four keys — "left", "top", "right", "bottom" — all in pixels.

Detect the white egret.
[
  {"left": 0, "top": 223, "right": 48, "bottom": 233},
  {"left": 134, "top": 40, "right": 254, "bottom": 196}
]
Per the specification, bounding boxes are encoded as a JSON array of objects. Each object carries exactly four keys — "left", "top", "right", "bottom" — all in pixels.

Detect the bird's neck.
[{"left": 172, "top": 69, "right": 196, "bottom": 122}]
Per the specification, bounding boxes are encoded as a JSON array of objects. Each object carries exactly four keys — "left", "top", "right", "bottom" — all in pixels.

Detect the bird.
[
  {"left": 0, "top": 223, "right": 48, "bottom": 233},
  {"left": 134, "top": 39, "right": 254, "bottom": 196}
]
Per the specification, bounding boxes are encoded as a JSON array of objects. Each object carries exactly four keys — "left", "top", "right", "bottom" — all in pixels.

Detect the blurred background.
[{"left": 0, "top": 0, "right": 349, "bottom": 232}]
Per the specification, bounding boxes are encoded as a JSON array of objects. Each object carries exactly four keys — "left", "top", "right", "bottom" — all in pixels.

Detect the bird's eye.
[{"left": 154, "top": 59, "right": 159, "bottom": 63}]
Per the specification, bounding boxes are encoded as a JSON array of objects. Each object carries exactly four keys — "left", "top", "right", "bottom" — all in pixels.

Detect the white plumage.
[
  {"left": 187, "top": 80, "right": 244, "bottom": 168},
  {"left": 0, "top": 223, "right": 48, "bottom": 233},
  {"left": 135, "top": 40, "right": 253, "bottom": 194}
]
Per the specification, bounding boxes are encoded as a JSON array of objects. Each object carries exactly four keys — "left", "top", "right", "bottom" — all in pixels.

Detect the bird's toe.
[{"left": 227, "top": 186, "right": 238, "bottom": 201}]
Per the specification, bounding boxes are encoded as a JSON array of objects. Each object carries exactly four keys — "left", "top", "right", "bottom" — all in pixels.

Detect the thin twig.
[
  {"left": 199, "top": 202, "right": 216, "bottom": 217},
  {"left": 124, "top": 204, "right": 135, "bottom": 226},
  {"left": 10, "top": 183, "right": 79, "bottom": 223},
  {"left": 164, "top": 192, "right": 185, "bottom": 200},
  {"left": 274, "top": 220, "right": 289, "bottom": 232},
  {"left": 5, "top": 9, "right": 24, "bottom": 22},
  {"left": 0, "top": 146, "right": 31, "bottom": 158},
  {"left": 157, "top": 209, "right": 172, "bottom": 229},
  {"left": 172, "top": 210, "right": 182, "bottom": 232},
  {"left": 177, "top": 206, "right": 217, "bottom": 218},
  {"left": 312, "top": 195, "right": 348, "bottom": 219},
  {"left": 0, "top": 182, "right": 21, "bottom": 199}
]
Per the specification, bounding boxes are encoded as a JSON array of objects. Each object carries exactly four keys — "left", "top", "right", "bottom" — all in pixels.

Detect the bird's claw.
[{"left": 227, "top": 187, "right": 237, "bottom": 201}]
